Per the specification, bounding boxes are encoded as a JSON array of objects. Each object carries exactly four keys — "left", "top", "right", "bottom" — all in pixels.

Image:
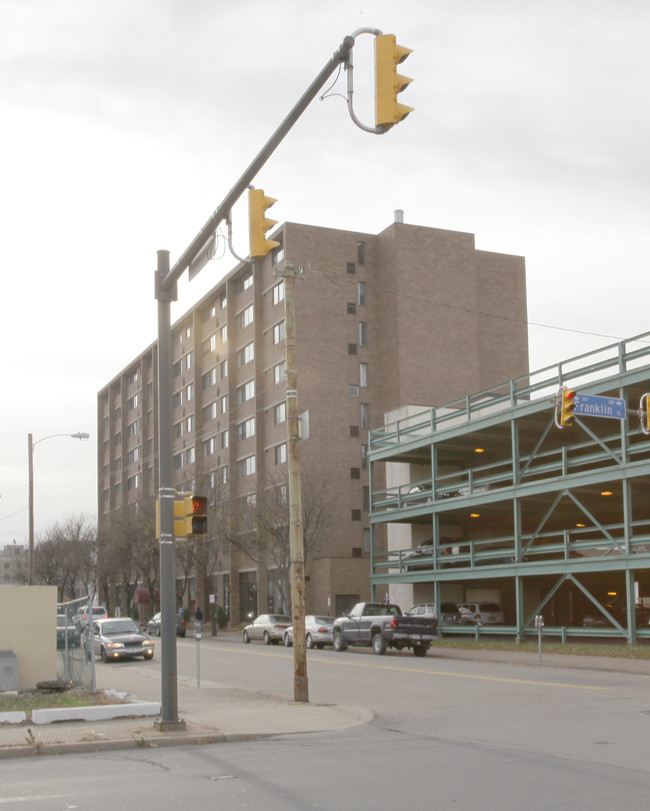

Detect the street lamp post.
[{"left": 28, "top": 431, "right": 90, "bottom": 585}]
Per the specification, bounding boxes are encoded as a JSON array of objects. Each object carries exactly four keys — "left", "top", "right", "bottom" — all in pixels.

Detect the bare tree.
[
  {"left": 35, "top": 514, "right": 97, "bottom": 601},
  {"left": 224, "top": 468, "right": 334, "bottom": 612}
]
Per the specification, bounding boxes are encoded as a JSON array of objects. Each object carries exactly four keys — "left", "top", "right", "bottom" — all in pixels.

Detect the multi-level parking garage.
[{"left": 368, "top": 333, "right": 650, "bottom": 644}]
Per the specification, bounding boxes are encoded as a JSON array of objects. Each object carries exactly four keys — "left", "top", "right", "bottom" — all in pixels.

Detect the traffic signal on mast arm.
[
  {"left": 249, "top": 188, "right": 280, "bottom": 258},
  {"left": 184, "top": 494, "right": 208, "bottom": 537},
  {"left": 559, "top": 387, "right": 577, "bottom": 428},
  {"left": 374, "top": 33, "right": 414, "bottom": 130}
]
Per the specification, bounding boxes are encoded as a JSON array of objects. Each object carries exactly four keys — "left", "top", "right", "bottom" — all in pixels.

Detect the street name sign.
[{"left": 573, "top": 393, "right": 626, "bottom": 420}]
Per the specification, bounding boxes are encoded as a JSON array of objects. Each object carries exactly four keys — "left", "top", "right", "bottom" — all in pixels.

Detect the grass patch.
[
  {"left": 0, "top": 690, "right": 120, "bottom": 721},
  {"left": 436, "top": 637, "right": 650, "bottom": 659}
]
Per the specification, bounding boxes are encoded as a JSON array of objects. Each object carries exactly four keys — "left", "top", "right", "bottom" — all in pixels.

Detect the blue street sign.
[{"left": 572, "top": 393, "right": 626, "bottom": 420}]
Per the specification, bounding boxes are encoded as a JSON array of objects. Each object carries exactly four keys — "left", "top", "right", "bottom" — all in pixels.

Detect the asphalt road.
[{"left": 4, "top": 638, "right": 650, "bottom": 809}]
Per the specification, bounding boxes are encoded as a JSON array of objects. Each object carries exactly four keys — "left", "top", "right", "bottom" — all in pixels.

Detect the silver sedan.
[
  {"left": 242, "top": 614, "right": 292, "bottom": 645},
  {"left": 283, "top": 615, "right": 336, "bottom": 649}
]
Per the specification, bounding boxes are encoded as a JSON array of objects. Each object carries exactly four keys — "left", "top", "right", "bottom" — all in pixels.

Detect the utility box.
[{"left": 0, "top": 650, "right": 18, "bottom": 691}]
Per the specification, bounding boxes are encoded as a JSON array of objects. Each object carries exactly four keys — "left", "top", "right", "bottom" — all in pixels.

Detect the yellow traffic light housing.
[
  {"left": 557, "top": 387, "right": 577, "bottom": 428},
  {"left": 249, "top": 188, "right": 280, "bottom": 258},
  {"left": 184, "top": 494, "right": 208, "bottom": 537},
  {"left": 374, "top": 33, "right": 414, "bottom": 130}
]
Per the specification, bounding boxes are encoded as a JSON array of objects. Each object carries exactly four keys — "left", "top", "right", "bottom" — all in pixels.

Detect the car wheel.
[
  {"left": 413, "top": 645, "right": 428, "bottom": 657},
  {"left": 179, "top": 630, "right": 186, "bottom": 638},
  {"left": 157, "top": 626, "right": 161, "bottom": 637},
  {"left": 243, "top": 630, "right": 250, "bottom": 644},
  {"left": 372, "top": 633, "right": 386, "bottom": 655},
  {"left": 101, "top": 647, "right": 109, "bottom": 663},
  {"left": 263, "top": 631, "right": 271, "bottom": 645},
  {"left": 284, "top": 633, "right": 292, "bottom": 647},
  {"left": 306, "top": 634, "right": 314, "bottom": 649},
  {"left": 333, "top": 631, "right": 348, "bottom": 652}
]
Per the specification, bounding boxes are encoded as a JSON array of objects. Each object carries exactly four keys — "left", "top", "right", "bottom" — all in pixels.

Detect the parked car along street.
[
  {"left": 242, "top": 614, "right": 292, "bottom": 645},
  {"left": 146, "top": 611, "right": 186, "bottom": 637},
  {"left": 85, "top": 617, "right": 155, "bottom": 662},
  {"left": 56, "top": 615, "right": 81, "bottom": 648},
  {"left": 72, "top": 605, "right": 108, "bottom": 628},
  {"left": 282, "top": 615, "right": 336, "bottom": 649}
]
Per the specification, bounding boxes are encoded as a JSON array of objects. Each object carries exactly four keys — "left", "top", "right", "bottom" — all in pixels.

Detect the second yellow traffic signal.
[
  {"left": 374, "top": 33, "right": 414, "bottom": 130},
  {"left": 249, "top": 188, "right": 280, "bottom": 258},
  {"left": 184, "top": 494, "right": 208, "bottom": 537}
]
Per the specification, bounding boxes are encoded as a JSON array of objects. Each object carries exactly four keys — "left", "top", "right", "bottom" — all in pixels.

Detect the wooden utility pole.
[{"left": 276, "top": 260, "right": 308, "bottom": 702}]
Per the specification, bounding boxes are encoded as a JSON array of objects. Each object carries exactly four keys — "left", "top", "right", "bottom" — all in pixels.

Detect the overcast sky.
[{"left": 1, "top": 0, "right": 648, "bottom": 548}]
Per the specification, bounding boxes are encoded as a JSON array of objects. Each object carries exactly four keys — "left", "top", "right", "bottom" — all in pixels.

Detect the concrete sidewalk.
[{"left": 2, "top": 633, "right": 649, "bottom": 759}]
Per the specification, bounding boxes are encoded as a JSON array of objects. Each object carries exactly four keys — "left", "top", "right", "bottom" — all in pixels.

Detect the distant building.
[
  {"left": 1, "top": 542, "right": 27, "bottom": 585},
  {"left": 97, "top": 216, "right": 528, "bottom": 623}
]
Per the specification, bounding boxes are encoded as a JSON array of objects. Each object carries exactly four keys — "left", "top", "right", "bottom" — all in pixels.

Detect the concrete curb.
[{"left": 31, "top": 701, "right": 161, "bottom": 725}]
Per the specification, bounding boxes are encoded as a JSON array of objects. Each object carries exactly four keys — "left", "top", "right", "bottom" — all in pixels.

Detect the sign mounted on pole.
[{"left": 572, "top": 393, "right": 626, "bottom": 420}]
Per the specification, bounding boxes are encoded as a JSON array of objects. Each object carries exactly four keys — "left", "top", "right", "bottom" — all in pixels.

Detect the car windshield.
[{"left": 101, "top": 620, "right": 140, "bottom": 635}]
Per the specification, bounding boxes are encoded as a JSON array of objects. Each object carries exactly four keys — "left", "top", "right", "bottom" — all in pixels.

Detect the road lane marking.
[{"left": 198, "top": 643, "right": 606, "bottom": 691}]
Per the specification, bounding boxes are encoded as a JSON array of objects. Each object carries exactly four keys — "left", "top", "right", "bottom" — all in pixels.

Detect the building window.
[
  {"left": 238, "top": 455, "right": 256, "bottom": 477},
  {"left": 361, "top": 403, "right": 370, "bottom": 429},
  {"left": 350, "top": 425, "right": 359, "bottom": 438},
  {"left": 358, "top": 322, "right": 367, "bottom": 346},
  {"left": 202, "top": 368, "right": 217, "bottom": 389},
  {"left": 203, "top": 401, "right": 218, "bottom": 421},
  {"left": 127, "top": 421, "right": 137, "bottom": 437},
  {"left": 221, "top": 430, "right": 229, "bottom": 449},
  {"left": 346, "top": 262, "right": 356, "bottom": 274},
  {"left": 114, "top": 406, "right": 121, "bottom": 420},
  {"left": 221, "top": 324, "right": 228, "bottom": 343},
  {"left": 274, "top": 443, "right": 287, "bottom": 465},
  {"left": 237, "top": 304, "right": 254, "bottom": 329},
  {"left": 173, "top": 420, "right": 184, "bottom": 439},
  {"left": 115, "top": 431, "right": 121, "bottom": 446},
  {"left": 127, "top": 393, "right": 139, "bottom": 411},
  {"left": 237, "top": 417, "right": 255, "bottom": 440},
  {"left": 220, "top": 394, "right": 228, "bottom": 413},
  {"left": 203, "top": 437, "right": 217, "bottom": 456},
  {"left": 349, "top": 385, "right": 359, "bottom": 397},
  {"left": 172, "top": 358, "right": 183, "bottom": 377},
  {"left": 350, "top": 467, "right": 360, "bottom": 479},
  {"left": 351, "top": 509, "right": 361, "bottom": 521},
  {"left": 360, "top": 363, "right": 368, "bottom": 388},
  {"left": 363, "top": 528, "right": 371, "bottom": 554},
  {"left": 348, "top": 343, "right": 357, "bottom": 355},
  {"left": 128, "top": 369, "right": 139, "bottom": 384},
  {"left": 238, "top": 270, "right": 253, "bottom": 293},
  {"left": 347, "top": 302, "right": 356, "bottom": 315},
  {"left": 185, "top": 383, "right": 194, "bottom": 402},
  {"left": 174, "top": 452, "right": 184, "bottom": 470},
  {"left": 236, "top": 379, "right": 255, "bottom": 404},
  {"left": 220, "top": 359, "right": 228, "bottom": 379},
  {"left": 274, "top": 402, "right": 286, "bottom": 424},
  {"left": 361, "top": 444, "right": 368, "bottom": 470},
  {"left": 127, "top": 447, "right": 140, "bottom": 464},
  {"left": 357, "top": 281, "right": 367, "bottom": 307},
  {"left": 272, "top": 321, "right": 286, "bottom": 345},
  {"left": 271, "top": 244, "right": 284, "bottom": 265},
  {"left": 186, "top": 447, "right": 195, "bottom": 464},
  {"left": 273, "top": 280, "right": 285, "bottom": 305},
  {"left": 357, "top": 241, "right": 366, "bottom": 266},
  {"left": 273, "top": 361, "right": 286, "bottom": 384},
  {"left": 220, "top": 292, "right": 227, "bottom": 309},
  {"left": 236, "top": 342, "right": 255, "bottom": 367},
  {"left": 203, "top": 334, "right": 217, "bottom": 354},
  {"left": 127, "top": 474, "right": 139, "bottom": 491}
]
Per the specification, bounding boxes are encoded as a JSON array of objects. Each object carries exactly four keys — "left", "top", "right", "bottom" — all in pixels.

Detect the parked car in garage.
[
  {"left": 85, "top": 617, "right": 155, "bottom": 662},
  {"left": 282, "top": 615, "right": 336, "bottom": 649},
  {"left": 579, "top": 603, "right": 650, "bottom": 628},
  {"left": 56, "top": 614, "right": 81, "bottom": 648},
  {"left": 406, "top": 602, "right": 462, "bottom": 627},
  {"left": 242, "top": 614, "right": 292, "bottom": 645},
  {"left": 146, "top": 612, "right": 187, "bottom": 637},
  {"left": 458, "top": 601, "right": 504, "bottom": 626}
]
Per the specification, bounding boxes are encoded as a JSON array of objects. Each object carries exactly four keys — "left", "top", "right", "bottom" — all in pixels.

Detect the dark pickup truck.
[{"left": 332, "top": 602, "right": 438, "bottom": 657}]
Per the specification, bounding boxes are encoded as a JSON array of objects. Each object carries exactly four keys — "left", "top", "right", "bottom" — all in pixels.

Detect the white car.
[{"left": 458, "top": 602, "right": 504, "bottom": 626}]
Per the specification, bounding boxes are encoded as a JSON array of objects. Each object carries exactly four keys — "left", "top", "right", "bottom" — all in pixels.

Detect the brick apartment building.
[{"left": 97, "top": 215, "right": 529, "bottom": 623}]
